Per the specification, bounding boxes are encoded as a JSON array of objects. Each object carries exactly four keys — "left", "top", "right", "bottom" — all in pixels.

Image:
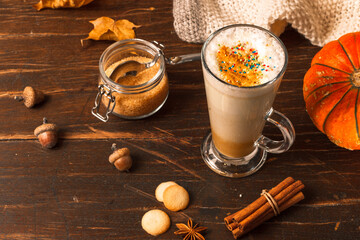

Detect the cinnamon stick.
[
  {"left": 227, "top": 222, "right": 238, "bottom": 231},
  {"left": 259, "top": 183, "right": 305, "bottom": 224},
  {"left": 224, "top": 212, "right": 237, "bottom": 227},
  {"left": 224, "top": 177, "right": 305, "bottom": 239},
  {"left": 239, "top": 180, "right": 304, "bottom": 232},
  {"left": 231, "top": 177, "right": 295, "bottom": 223},
  {"left": 232, "top": 192, "right": 304, "bottom": 239}
]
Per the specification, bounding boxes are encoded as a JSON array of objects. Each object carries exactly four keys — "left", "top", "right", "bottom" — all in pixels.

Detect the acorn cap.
[
  {"left": 109, "top": 147, "right": 130, "bottom": 164},
  {"left": 34, "top": 123, "right": 57, "bottom": 137},
  {"left": 23, "top": 86, "right": 45, "bottom": 108}
]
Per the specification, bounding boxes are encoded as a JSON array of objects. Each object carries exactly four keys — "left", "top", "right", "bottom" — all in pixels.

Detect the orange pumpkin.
[{"left": 303, "top": 32, "right": 360, "bottom": 150}]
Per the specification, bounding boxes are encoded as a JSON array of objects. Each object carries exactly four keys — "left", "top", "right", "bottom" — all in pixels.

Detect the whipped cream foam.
[{"left": 205, "top": 26, "right": 285, "bottom": 86}]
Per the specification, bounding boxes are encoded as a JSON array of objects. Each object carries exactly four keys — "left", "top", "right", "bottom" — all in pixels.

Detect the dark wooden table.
[{"left": 0, "top": 1, "right": 359, "bottom": 239}]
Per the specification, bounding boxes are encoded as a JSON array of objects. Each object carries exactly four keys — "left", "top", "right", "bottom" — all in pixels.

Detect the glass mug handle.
[{"left": 256, "top": 108, "right": 295, "bottom": 153}]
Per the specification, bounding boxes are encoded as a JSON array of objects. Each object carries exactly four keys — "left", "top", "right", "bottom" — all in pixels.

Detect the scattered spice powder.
[{"left": 216, "top": 42, "right": 274, "bottom": 87}]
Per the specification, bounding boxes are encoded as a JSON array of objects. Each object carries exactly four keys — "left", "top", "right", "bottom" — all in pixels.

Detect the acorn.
[
  {"left": 34, "top": 117, "right": 58, "bottom": 148},
  {"left": 15, "top": 86, "right": 45, "bottom": 108},
  {"left": 109, "top": 143, "right": 132, "bottom": 172}
]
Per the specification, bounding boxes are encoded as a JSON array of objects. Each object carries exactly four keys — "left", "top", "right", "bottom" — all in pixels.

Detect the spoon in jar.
[
  {"left": 108, "top": 53, "right": 161, "bottom": 81},
  {"left": 108, "top": 52, "right": 202, "bottom": 81}
]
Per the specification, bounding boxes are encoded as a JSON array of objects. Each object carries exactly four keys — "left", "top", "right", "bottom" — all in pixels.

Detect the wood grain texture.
[{"left": 0, "top": 0, "right": 359, "bottom": 239}]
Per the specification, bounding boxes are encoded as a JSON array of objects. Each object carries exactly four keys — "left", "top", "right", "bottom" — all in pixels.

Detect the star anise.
[{"left": 174, "top": 218, "right": 207, "bottom": 240}]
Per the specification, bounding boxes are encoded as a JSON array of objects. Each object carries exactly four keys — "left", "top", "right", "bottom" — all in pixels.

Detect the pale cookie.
[
  {"left": 141, "top": 209, "right": 170, "bottom": 236},
  {"left": 155, "top": 181, "right": 178, "bottom": 202},
  {"left": 163, "top": 184, "right": 189, "bottom": 211}
]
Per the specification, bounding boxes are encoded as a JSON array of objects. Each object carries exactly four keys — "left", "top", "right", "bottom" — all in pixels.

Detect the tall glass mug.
[{"left": 200, "top": 24, "right": 295, "bottom": 178}]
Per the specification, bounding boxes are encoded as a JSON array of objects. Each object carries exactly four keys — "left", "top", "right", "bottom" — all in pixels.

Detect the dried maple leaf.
[
  {"left": 81, "top": 17, "right": 140, "bottom": 45},
  {"left": 33, "top": 0, "right": 94, "bottom": 11}
]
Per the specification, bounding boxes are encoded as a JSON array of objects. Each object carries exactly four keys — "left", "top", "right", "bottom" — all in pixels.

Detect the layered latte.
[{"left": 202, "top": 26, "right": 285, "bottom": 158}]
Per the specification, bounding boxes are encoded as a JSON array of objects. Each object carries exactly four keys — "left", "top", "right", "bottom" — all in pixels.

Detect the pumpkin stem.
[{"left": 352, "top": 70, "right": 360, "bottom": 87}]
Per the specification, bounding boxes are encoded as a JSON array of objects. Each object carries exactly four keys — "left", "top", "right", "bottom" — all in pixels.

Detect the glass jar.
[{"left": 92, "top": 39, "right": 169, "bottom": 122}]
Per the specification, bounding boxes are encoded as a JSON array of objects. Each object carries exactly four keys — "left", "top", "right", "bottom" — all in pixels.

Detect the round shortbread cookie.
[
  {"left": 141, "top": 209, "right": 170, "bottom": 236},
  {"left": 155, "top": 181, "right": 178, "bottom": 202},
  {"left": 163, "top": 185, "right": 189, "bottom": 211}
]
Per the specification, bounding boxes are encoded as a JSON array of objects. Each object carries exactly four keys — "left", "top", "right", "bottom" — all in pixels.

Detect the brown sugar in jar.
[
  {"left": 92, "top": 39, "right": 169, "bottom": 121},
  {"left": 103, "top": 56, "right": 168, "bottom": 117}
]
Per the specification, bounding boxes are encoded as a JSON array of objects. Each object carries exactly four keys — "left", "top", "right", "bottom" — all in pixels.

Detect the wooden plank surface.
[{"left": 0, "top": 0, "right": 359, "bottom": 239}]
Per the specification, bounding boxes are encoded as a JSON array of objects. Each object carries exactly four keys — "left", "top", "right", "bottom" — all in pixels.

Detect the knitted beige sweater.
[{"left": 173, "top": 0, "right": 360, "bottom": 46}]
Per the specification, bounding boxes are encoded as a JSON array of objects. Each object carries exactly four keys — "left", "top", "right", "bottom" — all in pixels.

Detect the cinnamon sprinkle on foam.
[{"left": 216, "top": 42, "right": 274, "bottom": 87}]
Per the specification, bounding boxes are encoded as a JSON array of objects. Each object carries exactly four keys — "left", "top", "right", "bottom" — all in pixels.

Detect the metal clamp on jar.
[{"left": 92, "top": 39, "right": 200, "bottom": 122}]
